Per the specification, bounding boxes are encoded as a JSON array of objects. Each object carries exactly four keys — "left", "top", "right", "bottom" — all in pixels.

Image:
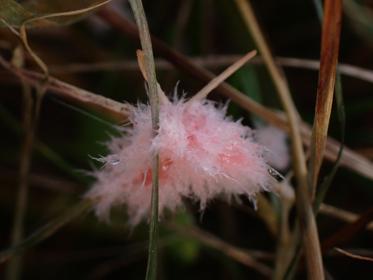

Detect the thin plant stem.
[
  {"left": 319, "top": 204, "right": 373, "bottom": 231},
  {"left": 6, "top": 47, "right": 37, "bottom": 280},
  {"left": 312, "top": 0, "right": 345, "bottom": 214},
  {"left": 314, "top": 76, "right": 345, "bottom": 212},
  {"left": 309, "top": 0, "right": 342, "bottom": 196},
  {"left": 189, "top": 50, "right": 257, "bottom": 102},
  {"left": 273, "top": 183, "right": 295, "bottom": 279},
  {"left": 128, "top": 1, "right": 160, "bottom": 279},
  {"left": 6, "top": 79, "right": 33, "bottom": 280},
  {"left": 334, "top": 248, "right": 373, "bottom": 262}
]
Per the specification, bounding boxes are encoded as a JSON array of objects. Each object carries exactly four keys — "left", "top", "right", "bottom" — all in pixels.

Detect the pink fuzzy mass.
[{"left": 86, "top": 98, "right": 270, "bottom": 225}]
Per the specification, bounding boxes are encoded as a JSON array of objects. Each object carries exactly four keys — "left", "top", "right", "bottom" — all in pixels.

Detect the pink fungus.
[{"left": 86, "top": 97, "right": 271, "bottom": 225}]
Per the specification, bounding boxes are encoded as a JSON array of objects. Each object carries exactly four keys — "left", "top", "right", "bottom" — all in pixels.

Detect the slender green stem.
[{"left": 128, "top": 1, "right": 160, "bottom": 279}]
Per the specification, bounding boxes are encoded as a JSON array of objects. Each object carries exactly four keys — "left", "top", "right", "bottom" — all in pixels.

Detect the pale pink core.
[
  {"left": 134, "top": 111, "right": 248, "bottom": 186},
  {"left": 133, "top": 157, "right": 174, "bottom": 187}
]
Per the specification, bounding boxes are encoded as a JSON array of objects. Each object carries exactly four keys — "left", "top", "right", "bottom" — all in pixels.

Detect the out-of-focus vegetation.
[{"left": 0, "top": 0, "right": 372, "bottom": 279}]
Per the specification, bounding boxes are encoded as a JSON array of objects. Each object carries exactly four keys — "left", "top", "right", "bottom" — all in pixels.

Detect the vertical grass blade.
[
  {"left": 128, "top": 1, "right": 160, "bottom": 279},
  {"left": 312, "top": 0, "right": 346, "bottom": 213},
  {"left": 6, "top": 47, "right": 37, "bottom": 280},
  {"left": 314, "top": 76, "right": 345, "bottom": 212},
  {"left": 6, "top": 79, "right": 33, "bottom": 280},
  {"left": 309, "top": 0, "right": 343, "bottom": 195}
]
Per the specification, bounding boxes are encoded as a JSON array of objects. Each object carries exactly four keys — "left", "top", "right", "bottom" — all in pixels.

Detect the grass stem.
[{"left": 128, "top": 1, "right": 160, "bottom": 279}]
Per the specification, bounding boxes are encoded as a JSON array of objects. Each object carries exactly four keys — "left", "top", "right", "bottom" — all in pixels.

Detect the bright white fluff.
[{"left": 87, "top": 97, "right": 271, "bottom": 225}]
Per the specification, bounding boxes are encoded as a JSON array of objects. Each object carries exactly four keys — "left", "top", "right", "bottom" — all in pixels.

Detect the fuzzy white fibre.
[{"left": 87, "top": 97, "right": 270, "bottom": 225}]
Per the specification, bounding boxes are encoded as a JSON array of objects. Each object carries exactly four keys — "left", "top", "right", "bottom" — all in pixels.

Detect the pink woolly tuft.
[
  {"left": 255, "top": 125, "right": 290, "bottom": 171},
  {"left": 86, "top": 97, "right": 271, "bottom": 225}
]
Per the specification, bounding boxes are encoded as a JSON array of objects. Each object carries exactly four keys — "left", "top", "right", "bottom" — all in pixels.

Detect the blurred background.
[{"left": 0, "top": 0, "right": 372, "bottom": 279}]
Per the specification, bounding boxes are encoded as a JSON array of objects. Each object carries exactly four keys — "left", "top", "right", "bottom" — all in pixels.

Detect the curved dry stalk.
[
  {"left": 2, "top": 0, "right": 112, "bottom": 76},
  {"left": 334, "top": 248, "right": 373, "bottom": 262},
  {"left": 22, "top": 0, "right": 112, "bottom": 25}
]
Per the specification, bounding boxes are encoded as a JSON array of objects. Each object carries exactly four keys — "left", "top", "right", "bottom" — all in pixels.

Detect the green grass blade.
[{"left": 128, "top": 1, "right": 160, "bottom": 279}]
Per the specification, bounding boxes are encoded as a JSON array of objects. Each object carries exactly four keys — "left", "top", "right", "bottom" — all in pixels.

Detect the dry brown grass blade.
[
  {"left": 6, "top": 47, "right": 34, "bottom": 280},
  {"left": 309, "top": 0, "right": 343, "bottom": 195},
  {"left": 97, "top": 7, "right": 373, "bottom": 181},
  {"left": 189, "top": 50, "right": 257, "bottom": 102},
  {"left": 0, "top": 0, "right": 112, "bottom": 28},
  {"left": 322, "top": 207, "right": 373, "bottom": 253},
  {"left": 136, "top": 49, "right": 169, "bottom": 105},
  {"left": 319, "top": 204, "right": 373, "bottom": 232},
  {"left": 334, "top": 248, "right": 373, "bottom": 262},
  {"left": 136, "top": 49, "right": 148, "bottom": 81},
  {"left": 0, "top": 55, "right": 131, "bottom": 123}
]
